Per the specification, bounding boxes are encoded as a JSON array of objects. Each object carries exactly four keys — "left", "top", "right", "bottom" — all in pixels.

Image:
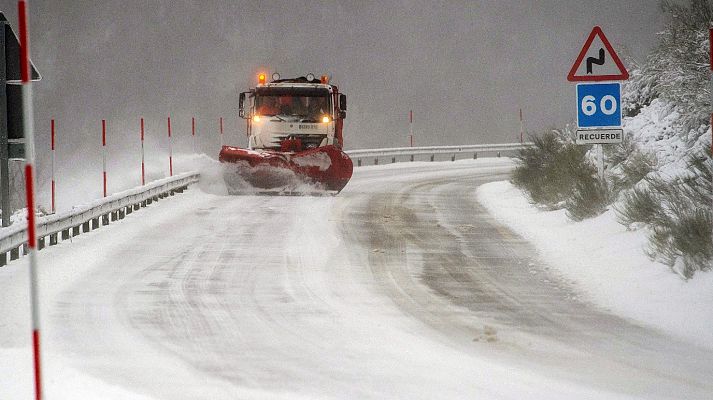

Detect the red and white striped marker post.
[
  {"left": 140, "top": 118, "right": 145, "bottom": 186},
  {"left": 519, "top": 108, "right": 525, "bottom": 144},
  {"left": 219, "top": 116, "right": 224, "bottom": 147},
  {"left": 192, "top": 116, "right": 196, "bottom": 153},
  {"left": 709, "top": 27, "right": 712, "bottom": 157},
  {"left": 409, "top": 110, "right": 413, "bottom": 147},
  {"left": 102, "top": 119, "right": 107, "bottom": 197},
  {"left": 167, "top": 117, "right": 173, "bottom": 176},
  {"left": 50, "top": 119, "right": 55, "bottom": 213},
  {"left": 18, "top": 2, "right": 44, "bottom": 399}
]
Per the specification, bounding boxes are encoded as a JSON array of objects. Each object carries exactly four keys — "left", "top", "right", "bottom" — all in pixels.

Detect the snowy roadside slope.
[
  {"left": 622, "top": 98, "right": 711, "bottom": 177},
  {"left": 476, "top": 181, "right": 713, "bottom": 350}
]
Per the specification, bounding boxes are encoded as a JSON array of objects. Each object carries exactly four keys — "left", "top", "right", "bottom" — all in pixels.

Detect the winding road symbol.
[{"left": 586, "top": 48, "right": 605, "bottom": 74}]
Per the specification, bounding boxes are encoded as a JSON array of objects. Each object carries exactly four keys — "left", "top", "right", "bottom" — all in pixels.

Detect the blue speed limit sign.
[{"left": 576, "top": 83, "right": 621, "bottom": 128}]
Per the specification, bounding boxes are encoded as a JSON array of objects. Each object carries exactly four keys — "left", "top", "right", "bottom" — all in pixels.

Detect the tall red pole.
[
  {"left": 19, "top": 2, "right": 43, "bottom": 399},
  {"left": 710, "top": 28, "right": 712, "bottom": 157},
  {"left": 409, "top": 110, "right": 413, "bottom": 147},
  {"left": 102, "top": 119, "right": 107, "bottom": 197},
  {"left": 140, "top": 118, "right": 145, "bottom": 186},
  {"left": 50, "top": 119, "right": 55, "bottom": 213},
  {"left": 192, "top": 116, "right": 196, "bottom": 153},
  {"left": 519, "top": 108, "right": 524, "bottom": 144},
  {"left": 167, "top": 117, "right": 173, "bottom": 176},
  {"left": 220, "top": 116, "right": 224, "bottom": 147}
]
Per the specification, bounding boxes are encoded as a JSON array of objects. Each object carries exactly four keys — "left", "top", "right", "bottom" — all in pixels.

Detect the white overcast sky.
[{"left": 0, "top": 0, "right": 671, "bottom": 158}]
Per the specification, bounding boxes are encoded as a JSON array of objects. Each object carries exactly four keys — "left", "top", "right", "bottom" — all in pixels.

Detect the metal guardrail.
[
  {"left": 0, "top": 172, "right": 199, "bottom": 266},
  {"left": 346, "top": 143, "right": 532, "bottom": 166}
]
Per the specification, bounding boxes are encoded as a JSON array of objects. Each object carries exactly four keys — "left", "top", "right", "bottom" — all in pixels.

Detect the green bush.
[
  {"left": 512, "top": 129, "right": 599, "bottom": 210},
  {"left": 565, "top": 177, "right": 611, "bottom": 221},
  {"left": 616, "top": 152, "right": 712, "bottom": 279}
]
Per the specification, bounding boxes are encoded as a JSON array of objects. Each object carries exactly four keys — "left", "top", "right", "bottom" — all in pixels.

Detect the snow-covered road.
[{"left": 2, "top": 159, "right": 712, "bottom": 399}]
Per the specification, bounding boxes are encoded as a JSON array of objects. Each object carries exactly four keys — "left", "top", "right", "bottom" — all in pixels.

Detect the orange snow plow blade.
[{"left": 219, "top": 145, "right": 353, "bottom": 194}]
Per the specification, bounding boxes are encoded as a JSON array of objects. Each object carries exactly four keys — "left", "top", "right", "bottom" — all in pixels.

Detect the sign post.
[
  {"left": 568, "top": 26, "right": 629, "bottom": 182},
  {"left": 0, "top": 11, "right": 39, "bottom": 227}
]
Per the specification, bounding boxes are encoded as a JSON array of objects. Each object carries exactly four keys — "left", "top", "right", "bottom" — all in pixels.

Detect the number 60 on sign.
[{"left": 576, "top": 82, "right": 622, "bottom": 129}]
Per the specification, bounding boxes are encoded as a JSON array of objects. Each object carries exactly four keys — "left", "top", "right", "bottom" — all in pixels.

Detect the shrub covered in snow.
[
  {"left": 512, "top": 129, "right": 606, "bottom": 215},
  {"left": 612, "top": 0, "right": 713, "bottom": 277},
  {"left": 624, "top": 0, "right": 712, "bottom": 142},
  {"left": 617, "top": 152, "right": 712, "bottom": 278}
]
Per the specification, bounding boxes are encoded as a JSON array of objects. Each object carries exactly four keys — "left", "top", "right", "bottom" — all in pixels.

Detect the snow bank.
[
  {"left": 476, "top": 181, "right": 713, "bottom": 349},
  {"left": 0, "top": 348, "right": 156, "bottom": 400}
]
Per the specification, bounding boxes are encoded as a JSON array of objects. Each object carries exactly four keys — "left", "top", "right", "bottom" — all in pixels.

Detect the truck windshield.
[{"left": 255, "top": 94, "right": 331, "bottom": 120}]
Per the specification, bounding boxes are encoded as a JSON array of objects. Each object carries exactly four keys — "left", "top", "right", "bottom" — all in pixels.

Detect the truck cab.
[{"left": 239, "top": 74, "right": 347, "bottom": 151}]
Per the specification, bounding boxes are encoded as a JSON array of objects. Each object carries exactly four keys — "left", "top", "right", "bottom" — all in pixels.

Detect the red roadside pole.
[
  {"left": 18, "top": 1, "right": 44, "bottom": 398},
  {"left": 409, "top": 110, "right": 413, "bottom": 147},
  {"left": 167, "top": 117, "right": 173, "bottom": 176},
  {"left": 192, "top": 116, "right": 196, "bottom": 153},
  {"left": 519, "top": 108, "right": 525, "bottom": 144},
  {"left": 220, "top": 116, "right": 224, "bottom": 147},
  {"left": 102, "top": 119, "right": 107, "bottom": 197},
  {"left": 50, "top": 119, "right": 55, "bottom": 213},
  {"left": 140, "top": 118, "right": 145, "bottom": 185}
]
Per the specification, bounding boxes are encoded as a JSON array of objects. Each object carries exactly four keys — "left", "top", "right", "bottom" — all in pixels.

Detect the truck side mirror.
[
  {"left": 339, "top": 94, "right": 347, "bottom": 111},
  {"left": 238, "top": 92, "right": 246, "bottom": 118}
]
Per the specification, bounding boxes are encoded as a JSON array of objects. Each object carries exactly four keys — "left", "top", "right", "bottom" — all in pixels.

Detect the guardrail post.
[
  {"left": 102, "top": 213, "right": 109, "bottom": 226},
  {"left": 118, "top": 209, "right": 125, "bottom": 219},
  {"left": 497, "top": 151, "right": 501, "bottom": 157},
  {"left": 473, "top": 152, "right": 478, "bottom": 159},
  {"left": 49, "top": 233, "right": 57, "bottom": 246},
  {"left": 73, "top": 225, "right": 81, "bottom": 236},
  {"left": 10, "top": 247, "right": 19, "bottom": 260},
  {"left": 91, "top": 217, "right": 99, "bottom": 230},
  {"left": 357, "top": 159, "right": 361, "bottom": 167},
  {"left": 61, "top": 229, "right": 70, "bottom": 240},
  {"left": 410, "top": 155, "right": 414, "bottom": 162},
  {"left": 451, "top": 154, "right": 455, "bottom": 162},
  {"left": 22, "top": 243, "right": 28, "bottom": 255},
  {"left": 38, "top": 237, "right": 44, "bottom": 250},
  {"left": 126, "top": 205, "right": 132, "bottom": 214},
  {"left": 391, "top": 157, "right": 395, "bottom": 163},
  {"left": 374, "top": 158, "right": 378, "bottom": 165},
  {"left": 430, "top": 155, "right": 434, "bottom": 162},
  {"left": 0, "top": 253, "right": 6, "bottom": 266}
]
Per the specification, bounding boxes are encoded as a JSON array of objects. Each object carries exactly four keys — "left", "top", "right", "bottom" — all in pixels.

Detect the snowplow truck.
[{"left": 219, "top": 73, "right": 353, "bottom": 194}]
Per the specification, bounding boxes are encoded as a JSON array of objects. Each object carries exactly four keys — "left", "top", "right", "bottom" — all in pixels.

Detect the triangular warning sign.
[{"left": 567, "top": 26, "right": 628, "bottom": 82}]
